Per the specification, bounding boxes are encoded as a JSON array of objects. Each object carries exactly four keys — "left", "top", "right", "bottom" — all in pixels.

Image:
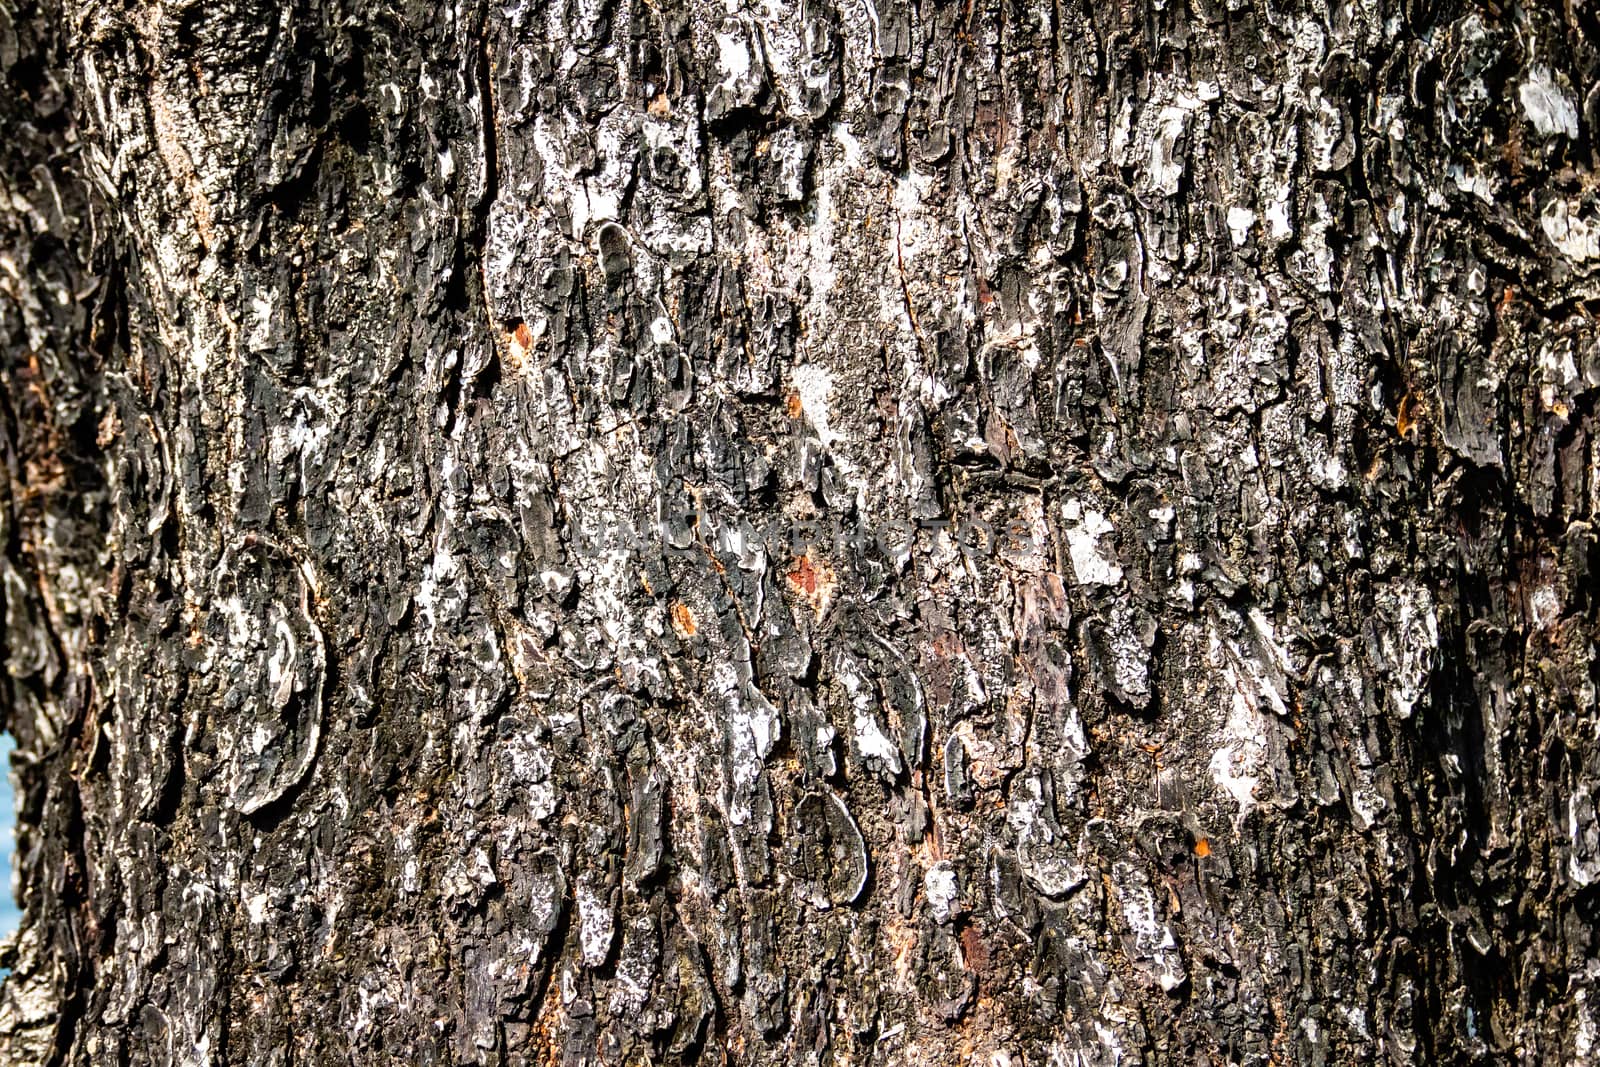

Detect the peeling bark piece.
[
  {"left": 793, "top": 789, "right": 869, "bottom": 910},
  {"left": 207, "top": 539, "right": 327, "bottom": 816},
  {"left": 1082, "top": 603, "right": 1156, "bottom": 709},
  {"left": 1009, "top": 771, "right": 1086, "bottom": 900}
]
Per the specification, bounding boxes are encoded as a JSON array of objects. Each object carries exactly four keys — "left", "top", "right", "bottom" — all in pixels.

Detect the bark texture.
[{"left": 3, "top": 0, "right": 1600, "bottom": 1062}]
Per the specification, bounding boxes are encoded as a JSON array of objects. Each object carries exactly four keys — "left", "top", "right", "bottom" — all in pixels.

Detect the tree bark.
[{"left": 3, "top": 0, "right": 1600, "bottom": 1062}]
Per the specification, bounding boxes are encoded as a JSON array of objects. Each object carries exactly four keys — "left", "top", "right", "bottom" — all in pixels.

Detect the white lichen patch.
[
  {"left": 1449, "top": 163, "right": 1498, "bottom": 205},
  {"left": 713, "top": 660, "right": 777, "bottom": 826},
  {"left": 1246, "top": 609, "right": 1293, "bottom": 717},
  {"left": 836, "top": 651, "right": 901, "bottom": 773},
  {"left": 891, "top": 171, "right": 935, "bottom": 265},
  {"left": 715, "top": 30, "right": 751, "bottom": 80},
  {"left": 1008, "top": 773, "right": 1087, "bottom": 898},
  {"left": 1208, "top": 722, "right": 1262, "bottom": 827},
  {"left": 1226, "top": 206, "right": 1256, "bottom": 246},
  {"left": 1542, "top": 198, "right": 1600, "bottom": 263},
  {"left": 1569, "top": 785, "right": 1600, "bottom": 887},
  {"left": 1372, "top": 580, "right": 1439, "bottom": 719},
  {"left": 1531, "top": 584, "right": 1562, "bottom": 631},
  {"left": 1062, "top": 500, "right": 1123, "bottom": 586},
  {"left": 247, "top": 291, "right": 276, "bottom": 351},
  {"left": 1205, "top": 611, "right": 1292, "bottom": 826},
  {"left": 576, "top": 878, "right": 615, "bottom": 967},
  {"left": 1115, "top": 866, "right": 1187, "bottom": 992},
  {"left": 1147, "top": 105, "right": 1192, "bottom": 197},
  {"left": 1520, "top": 66, "right": 1579, "bottom": 139},
  {"left": 923, "top": 862, "right": 959, "bottom": 924},
  {"left": 1264, "top": 195, "right": 1293, "bottom": 241},
  {"left": 1307, "top": 92, "right": 1348, "bottom": 171},
  {"left": 1536, "top": 336, "right": 1584, "bottom": 411},
  {"left": 853, "top": 712, "right": 900, "bottom": 766},
  {"left": 790, "top": 363, "right": 839, "bottom": 446},
  {"left": 501, "top": 729, "right": 557, "bottom": 822}
]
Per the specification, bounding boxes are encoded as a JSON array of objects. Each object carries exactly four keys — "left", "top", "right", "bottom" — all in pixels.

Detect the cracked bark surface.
[{"left": 4, "top": 0, "right": 1600, "bottom": 1062}]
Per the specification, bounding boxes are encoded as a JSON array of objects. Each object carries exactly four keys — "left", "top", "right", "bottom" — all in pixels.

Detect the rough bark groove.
[{"left": 3, "top": 0, "right": 1600, "bottom": 1063}]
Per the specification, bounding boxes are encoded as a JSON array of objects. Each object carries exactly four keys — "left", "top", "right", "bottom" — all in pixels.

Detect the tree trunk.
[{"left": 2, "top": 0, "right": 1599, "bottom": 1062}]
